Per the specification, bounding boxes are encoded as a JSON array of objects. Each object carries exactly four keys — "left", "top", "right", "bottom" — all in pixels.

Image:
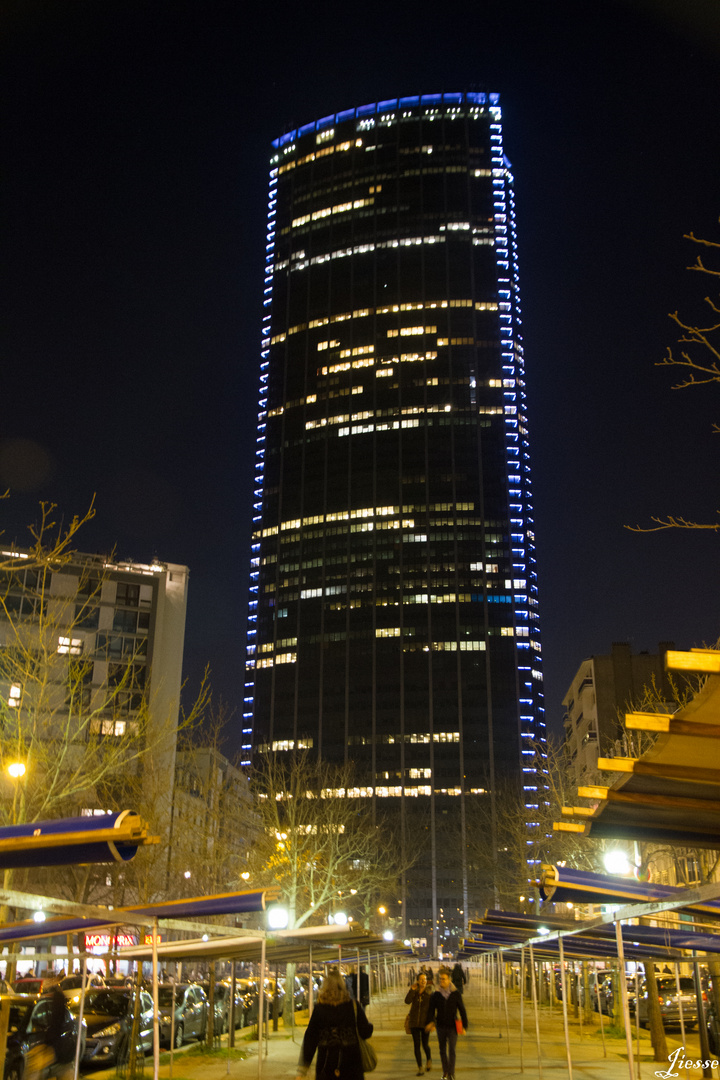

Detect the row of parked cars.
[
  {"left": 2, "top": 972, "right": 320, "bottom": 1074},
  {"left": 590, "top": 973, "right": 700, "bottom": 1028}
]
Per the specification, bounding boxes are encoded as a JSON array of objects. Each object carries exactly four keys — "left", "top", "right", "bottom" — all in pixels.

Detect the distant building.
[
  {"left": 170, "top": 745, "right": 254, "bottom": 895},
  {"left": 0, "top": 551, "right": 189, "bottom": 844},
  {"left": 563, "top": 641, "right": 675, "bottom": 784}
]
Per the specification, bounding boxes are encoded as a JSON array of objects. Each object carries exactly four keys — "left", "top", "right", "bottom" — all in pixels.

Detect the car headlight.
[{"left": 95, "top": 1023, "right": 121, "bottom": 1038}]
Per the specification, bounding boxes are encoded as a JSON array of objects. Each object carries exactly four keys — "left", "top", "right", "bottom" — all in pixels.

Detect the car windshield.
[
  {"left": 78, "top": 991, "right": 129, "bottom": 1016},
  {"left": 14, "top": 981, "right": 42, "bottom": 994}
]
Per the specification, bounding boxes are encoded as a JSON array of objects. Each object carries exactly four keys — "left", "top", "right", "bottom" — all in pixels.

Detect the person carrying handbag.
[
  {"left": 425, "top": 968, "right": 468, "bottom": 1080},
  {"left": 404, "top": 971, "right": 433, "bottom": 1075},
  {"left": 296, "top": 968, "right": 374, "bottom": 1079}
]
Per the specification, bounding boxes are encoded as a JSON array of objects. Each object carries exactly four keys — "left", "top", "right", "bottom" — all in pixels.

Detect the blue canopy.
[
  {"left": 540, "top": 864, "right": 720, "bottom": 916},
  {"left": 0, "top": 810, "right": 152, "bottom": 868}
]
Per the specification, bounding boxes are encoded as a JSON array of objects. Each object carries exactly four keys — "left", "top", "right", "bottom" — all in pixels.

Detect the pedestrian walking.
[
  {"left": 296, "top": 967, "right": 374, "bottom": 1080},
  {"left": 450, "top": 963, "right": 466, "bottom": 995},
  {"left": 405, "top": 971, "right": 433, "bottom": 1075},
  {"left": 425, "top": 968, "right": 468, "bottom": 1080}
]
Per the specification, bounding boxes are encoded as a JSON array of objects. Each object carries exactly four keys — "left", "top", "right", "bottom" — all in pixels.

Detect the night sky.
[{"left": 2, "top": 0, "right": 719, "bottom": 748}]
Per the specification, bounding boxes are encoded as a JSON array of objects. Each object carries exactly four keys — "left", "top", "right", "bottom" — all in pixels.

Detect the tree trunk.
[
  {"left": 644, "top": 965, "right": 668, "bottom": 1062},
  {"left": 582, "top": 962, "right": 593, "bottom": 1024},
  {"left": 612, "top": 965, "right": 624, "bottom": 1034}
]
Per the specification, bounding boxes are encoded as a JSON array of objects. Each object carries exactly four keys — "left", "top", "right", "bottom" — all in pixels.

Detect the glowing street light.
[
  {"left": 333, "top": 911, "right": 348, "bottom": 926},
  {"left": 603, "top": 849, "right": 631, "bottom": 876},
  {"left": 267, "top": 906, "right": 289, "bottom": 930},
  {"left": 8, "top": 763, "right": 26, "bottom": 779},
  {"left": 382, "top": 930, "right": 393, "bottom": 942}
]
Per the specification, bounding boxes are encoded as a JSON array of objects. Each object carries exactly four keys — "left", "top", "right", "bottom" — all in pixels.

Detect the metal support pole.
[
  {"left": 72, "top": 954, "right": 87, "bottom": 1080},
  {"left": 693, "top": 954, "right": 712, "bottom": 1079},
  {"left": 614, "top": 919, "right": 635, "bottom": 1080},
  {"left": 593, "top": 963, "right": 607, "bottom": 1057},
  {"left": 519, "top": 947, "right": 525, "bottom": 1074},
  {"left": 308, "top": 947, "right": 314, "bottom": 1017},
  {"left": 152, "top": 918, "right": 160, "bottom": 1080},
  {"left": 258, "top": 936, "right": 265, "bottom": 1079},
  {"left": 635, "top": 970, "right": 641, "bottom": 1080},
  {"left": 529, "top": 943, "right": 542, "bottom": 1078},
  {"left": 367, "top": 950, "right": 372, "bottom": 1008},
  {"left": 169, "top": 966, "right": 179, "bottom": 1079},
  {"left": 674, "top": 963, "right": 686, "bottom": 1047},
  {"left": 499, "top": 949, "right": 511, "bottom": 1053},
  {"left": 558, "top": 937, "right": 573, "bottom": 1080},
  {"left": 229, "top": 963, "right": 236, "bottom": 1048}
]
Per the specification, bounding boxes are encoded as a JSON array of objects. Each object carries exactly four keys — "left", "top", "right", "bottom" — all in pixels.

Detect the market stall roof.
[
  {"left": 539, "top": 865, "right": 720, "bottom": 917},
  {"left": 555, "top": 649, "right": 720, "bottom": 847},
  {"left": 0, "top": 887, "right": 279, "bottom": 944},
  {"left": 0, "top": 810, "right": 156, "bottom": 869},
  {"left": 115, "top": 922, "right": 413, "bottom": 965},
  {"left": 459, "top": 879, "right": 720, "bottom": 961}
]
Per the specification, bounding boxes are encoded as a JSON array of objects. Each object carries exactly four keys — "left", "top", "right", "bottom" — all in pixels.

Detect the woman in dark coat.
[
  {"left": 296, "top": 968, "right": 374, "bottom": 1080},
  {"left": 405, "top": 971, "right": 433, "bottom": 1074}
]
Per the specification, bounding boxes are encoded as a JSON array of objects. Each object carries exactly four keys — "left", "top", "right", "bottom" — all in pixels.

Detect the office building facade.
[
  {"left": 563, "top": 641, "right": 676, "bottom": 786},
  {"left": 245, "top": 93, "right": 546, "bottom": 948},
  {"left": 0, "top": 552, "right": 188, "bottom": 856}
]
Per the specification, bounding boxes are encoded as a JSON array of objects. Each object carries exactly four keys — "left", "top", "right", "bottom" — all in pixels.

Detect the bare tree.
[
  {"left": 247, "top": 752, "right": 401, "bottom": 930},
  {"left": 629, "top": 222, "right": 720, "bottom": 532},
  {"left": 0, "top": 502, "right": 208, "bottom": 909}
]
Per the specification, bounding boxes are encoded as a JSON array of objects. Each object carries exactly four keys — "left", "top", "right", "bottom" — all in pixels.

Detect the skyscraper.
[{"left": 245, "top": 92, "right": 547, "bottom": 949}]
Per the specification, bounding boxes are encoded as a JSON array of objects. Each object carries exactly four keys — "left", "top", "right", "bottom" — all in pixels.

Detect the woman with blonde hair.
[{"left": 296, "top": 967, "right": 374, "bottom": 1079}]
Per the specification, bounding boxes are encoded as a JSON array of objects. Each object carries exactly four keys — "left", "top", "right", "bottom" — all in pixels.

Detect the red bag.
[{"left": 455, "top": 1019, "right": 463, "bottom": 1035}]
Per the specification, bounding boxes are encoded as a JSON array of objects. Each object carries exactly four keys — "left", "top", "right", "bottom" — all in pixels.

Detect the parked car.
[
  {"left": 157, "top": 983, "right": 208, "bottom": 1047},
  {"left": 637, "top": 976, "right": 698, "bottom": 1029},
  {"left": 3, "top": 993, "right": 86, "bottom": 1080},
  {"left": 11, "top": 979, "right": 57, "bottom": 997},
  {"left": 235, "top": 979, "right": 259, "bottom": 1026},
  {"left": 59, "top": 974, "right": 105, "bottom": 1005},
  {"left": 196, "top": 982, "right": 234, "bottom": 1033},
  {"left": 279, "top": 976, "right": 309, "bottom": 1011},
  {"left": 67, "top": 987, "right": 153, "bottom": 1066},
  {"left": 235, "top": 980, "right": 271, "bottom": 1026}
]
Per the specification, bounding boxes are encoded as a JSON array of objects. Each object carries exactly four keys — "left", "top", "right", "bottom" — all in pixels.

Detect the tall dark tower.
[{"left": 244, "top": 93, "right": 547, "bottom": 951}]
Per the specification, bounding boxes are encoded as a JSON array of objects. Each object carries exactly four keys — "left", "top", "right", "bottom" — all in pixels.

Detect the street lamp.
[
  {"left": 333, "top": 911, "right": 348, "bottom": 926},
  {"left": 603, "top": 849, "right": 631, "bottom": 876},
  {"left": 7, "top": 763, "right": 26, "bottom": 779},
  {"left": 267, "top": 906, "right": 289, "bottom": 930}
]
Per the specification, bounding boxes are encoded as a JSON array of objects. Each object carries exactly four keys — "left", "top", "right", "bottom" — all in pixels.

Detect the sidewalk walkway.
[{"left": 94, "top": 974, "right": 714, "bottom": 1080}]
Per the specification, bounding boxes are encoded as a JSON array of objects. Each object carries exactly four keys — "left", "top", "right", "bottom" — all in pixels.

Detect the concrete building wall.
[{"left": 563, "top": 642, "right": 675, "bottom": 786}]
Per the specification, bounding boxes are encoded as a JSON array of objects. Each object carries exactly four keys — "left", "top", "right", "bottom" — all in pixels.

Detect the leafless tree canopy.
[
  {"left": 629, "top": 222, "right": 720, "bottom": 532},
  {"left": 248, "top": 752, "right": 402, "bottom": 929}
]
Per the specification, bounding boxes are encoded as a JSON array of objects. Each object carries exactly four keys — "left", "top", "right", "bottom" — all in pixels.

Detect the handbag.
[
  {"left": 404, "top": 1012, "right": 412, "bottom": 1035},
  {"left": 455, "top": 1018, "right": 464, "bottom": 1035},
  {"left": 353, "top": 999, "right": 378, "bottom": 1072}
]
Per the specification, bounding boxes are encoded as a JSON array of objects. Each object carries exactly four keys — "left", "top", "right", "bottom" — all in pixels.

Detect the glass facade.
[{"left": 245, "top": 93, "right": 547, "bottom": 949}]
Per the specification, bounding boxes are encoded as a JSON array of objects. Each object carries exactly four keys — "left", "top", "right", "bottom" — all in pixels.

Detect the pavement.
[{"left": 90, "top": 973, "right": 719, "bottom": 1080}]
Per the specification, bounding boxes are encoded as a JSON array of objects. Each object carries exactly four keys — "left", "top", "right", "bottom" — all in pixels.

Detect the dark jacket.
[
  {"left": 404, "top": 986, "right": 432, "bottom": 1028},
  {"left": 451, "top": 964, "right": 466, "bottom": 993},
  {"left": 426, "top": 988, "right": 468, "bottom": 1031},
  {"left": 300, "top": 1000, "right": 373, "bottom": 1079}
]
